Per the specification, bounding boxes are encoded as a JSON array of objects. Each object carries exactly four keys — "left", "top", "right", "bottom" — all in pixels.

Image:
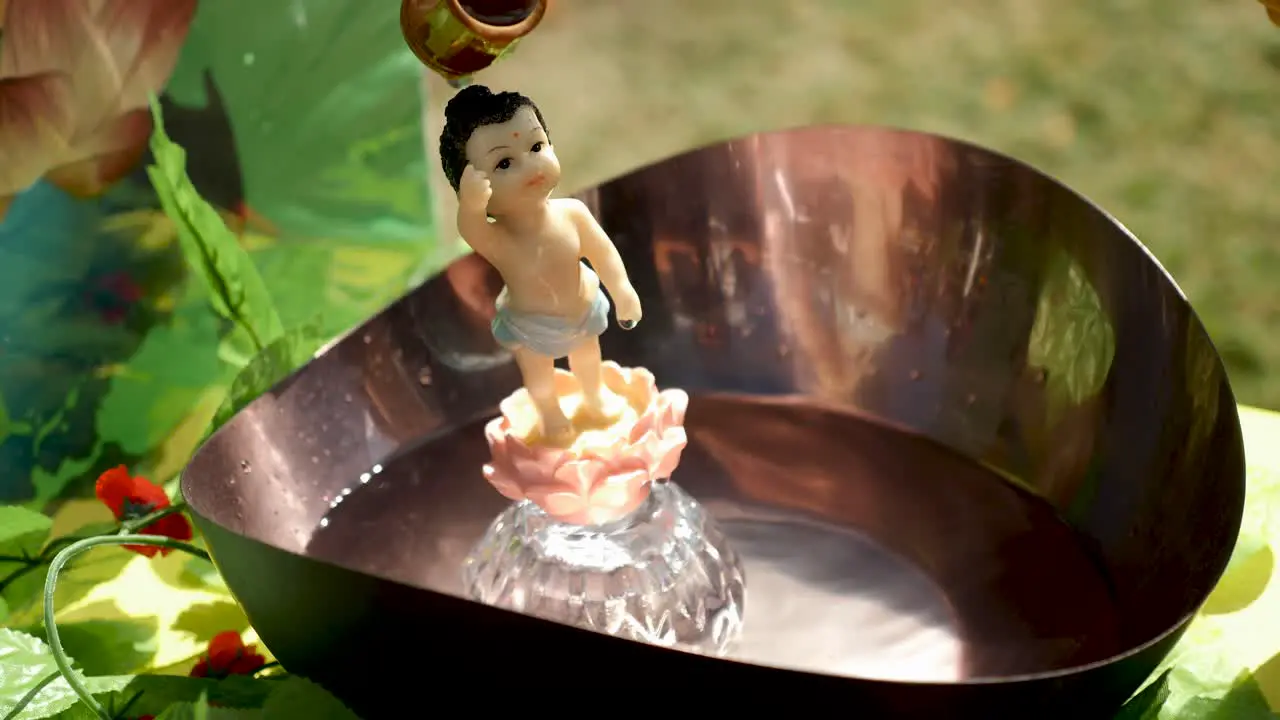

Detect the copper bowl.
[{"left": 183, "top": 125, "right": 1244, "bottom": 718}]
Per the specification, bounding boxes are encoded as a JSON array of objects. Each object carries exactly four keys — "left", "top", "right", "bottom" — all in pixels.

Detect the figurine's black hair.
[{"left": 439, "top": 84, "right": 548, "bottom": 192}]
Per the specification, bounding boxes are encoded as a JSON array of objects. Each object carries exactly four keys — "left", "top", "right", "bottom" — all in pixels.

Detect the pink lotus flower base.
[
  {"left": 482, "top": 361, "right": 689, "bottom": 526},
  {"left": 464, "top": 363, "right": 747, "bottom": 655}
]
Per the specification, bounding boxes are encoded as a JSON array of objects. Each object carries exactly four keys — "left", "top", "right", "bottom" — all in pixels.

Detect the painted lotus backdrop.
[{"left": 0, "top": 0, "right": 440, "bottom": 506}]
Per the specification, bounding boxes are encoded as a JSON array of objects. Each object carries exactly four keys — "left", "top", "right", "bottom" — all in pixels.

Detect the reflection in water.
[
  {"left": 307, "top": 397, "right": 1121, "bottom": 682},
  {"left": 723, "top": 515, "right": 964, "bottom": 682}
]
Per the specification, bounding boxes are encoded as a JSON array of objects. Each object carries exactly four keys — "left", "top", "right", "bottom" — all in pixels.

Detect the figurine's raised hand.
[
  {"left": 614, "top": 286, "right": 643, "bottom": 330},
  {"left": 459, "top": 164, "right": 492, "bottom": 212}
]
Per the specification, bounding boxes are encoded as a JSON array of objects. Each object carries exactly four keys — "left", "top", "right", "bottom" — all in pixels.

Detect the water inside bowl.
[{"left": 306, "top": 394, "right": 1121, "bottom": 682}]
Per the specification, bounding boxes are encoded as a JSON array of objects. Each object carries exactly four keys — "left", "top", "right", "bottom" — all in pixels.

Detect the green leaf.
[
  {"left": 14, "top": 616, "right": 159, "bottom": 676},
  {"left": 27, "top": 440, "right": 103, "bottom": 512},
  {"left": 1204, "top": 460, "right": 1280, "bottom": 616},
  {"left": 0, "top": 507, "right": 54, "bottom": 619},
  {"left": 260, "top": 678, "right": 358, "bottom": 720},
  {"left": 250, "top": 241, "right": 423, "bottom": 338},
  {"left": 156, "top": 706, "right": 261, "bottom": 720},
  {"left": 171, "top": 601, "right": 251, "bottom": 646},
  {"left": 147, "top": 96, "right": 284, "bottom": 354},
  {"left": 156, "top": 693, "right": 211, "bottom": 720},
  {"left": 3, "top": 541, "right": 132, "bottom": 629},
  {"left": 156, "top": 699, "right": 261, "bottom": 720},
  {"left": 60, "top": 675, "right": 276, "bottom": 719},
  {"left": 177, "top": 556, "right": 228, "bottom": 592},
  {"left": 1115, "top": 669, "right": 1171, "bottom": 719},
  {"left": 0, "top": 628, "right": 131, "bottom": 720},
  {"left": 208, "top": 321, "right": 328, "bottom": 435},
  {"left": 0, "top": 391, "right": 12, "bottom": 444},
  {"left": 0, "top": 506, "right": 53, "bottom": 556},
  {"left": 1169, "top": 670, "right": 1276, "bottom": 719},
  {"left": 95, "top": 294, "right": 227, "bottom": 455},
  {"left": 164, "top": 1, "right": 437, "bottom": 241}
]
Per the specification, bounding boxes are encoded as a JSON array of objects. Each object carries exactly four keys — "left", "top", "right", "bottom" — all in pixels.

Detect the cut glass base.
[{"left": 463, "top": 481, "right": 746, "bottom": 656}]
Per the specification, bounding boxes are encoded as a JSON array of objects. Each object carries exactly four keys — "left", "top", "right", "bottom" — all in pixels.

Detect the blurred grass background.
[{"left": 425, "top": 0, "right": 1280, "bottom": 409}]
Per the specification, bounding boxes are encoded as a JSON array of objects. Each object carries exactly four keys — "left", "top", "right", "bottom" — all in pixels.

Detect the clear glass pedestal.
[{"left": 463, "top": 481, "right": 746, "bottom": 656}]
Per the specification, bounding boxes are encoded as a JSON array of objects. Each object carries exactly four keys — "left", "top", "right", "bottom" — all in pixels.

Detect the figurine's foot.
[
  {"left": 538, "top": 414, "right": 577, "bottom": 448},
  {"left": 575, "top": 387, "right": 628, "bottom": 429}
]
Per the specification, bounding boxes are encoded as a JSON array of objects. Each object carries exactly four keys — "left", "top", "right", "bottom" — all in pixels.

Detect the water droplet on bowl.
[{"left": 240, "top": 460, "right": 251, "bottom": 473}]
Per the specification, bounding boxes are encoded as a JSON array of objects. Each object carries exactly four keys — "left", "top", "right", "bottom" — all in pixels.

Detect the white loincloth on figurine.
[{"left": 490, "top": 267, "right": 611, "bottom": 358}]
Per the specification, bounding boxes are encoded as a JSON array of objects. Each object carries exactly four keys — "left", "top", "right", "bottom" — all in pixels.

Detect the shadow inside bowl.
[{"left": 306, "top": 395, "right": 1122, "bottom": 681}]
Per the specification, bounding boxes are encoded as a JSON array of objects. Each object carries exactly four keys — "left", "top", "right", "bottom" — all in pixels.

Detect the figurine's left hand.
[{"left": 615, "top": 287, "right": 643, "bottom": 330}]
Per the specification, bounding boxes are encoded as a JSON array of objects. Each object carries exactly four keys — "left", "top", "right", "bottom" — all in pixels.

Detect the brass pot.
[{"left": 401, "top": 0, "right": 547, "bottom": 81}]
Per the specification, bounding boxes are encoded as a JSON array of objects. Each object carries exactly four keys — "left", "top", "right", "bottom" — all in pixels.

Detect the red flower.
[
  {"left": 94, "top": 465, "right": 193, "bottom": 557},
  {"left": 189, "top": 632, "right": 267, "bottom": 679},
  {"left": 86, "top": 271, "right": 145, "bottom": 324}
]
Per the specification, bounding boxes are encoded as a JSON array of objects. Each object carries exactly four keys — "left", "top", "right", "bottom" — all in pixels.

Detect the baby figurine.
[{"left": 439, "top": 85, "right": 642, "bottom": 446}]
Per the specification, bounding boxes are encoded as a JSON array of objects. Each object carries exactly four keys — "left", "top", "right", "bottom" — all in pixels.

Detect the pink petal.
[
  {"left": 512, "top": 446, "right": 561, "bottom": 483},
  {"left": 2, "top": 0, "right": 123, "bottom": 137},
  {"left": 527, "top": 490, "right": 584, "bottom": 519},
  {"left": 590, "top": 469, "right": 647, "bottom": 510},
  {"left": 603, "top": 433, "right": 632, "bottom": 457},
  {"left": 98, "top": 0, "right": 196, "bottom": 109},
  {"left": 482, "top": 465, "right": 526, "bottom": 501},
  {"left": 653, "top": 428, "right": 689, "bottom": 479},
  {"left": 484, "top": 417, "right": 509, "bottom": 445},
  {"left": 482, "top": 460, "right": 524, "bottom": 497},
  {"left": 46, "top": 106, "right": 150, "bottom": 197},
  {"left": 661, "top": 389, "right": 690, "bottom": 427},
  {"left": 0, "top": 72, "right": 73, "bottom": 197},
  {"left": 628, "top": 410, "right": 656, "bottom": 443},
  {"left": 553, "top": 459, "right": 602, "bottom": 496},
  {"left": 635, "top": 431, "right": 662, "bottom": 470},
  {"left": 0, "top": 0, "right": 80, "bottom": 77}
]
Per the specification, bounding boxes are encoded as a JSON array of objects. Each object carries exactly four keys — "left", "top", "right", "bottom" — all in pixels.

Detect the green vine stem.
[
  {"left": 120, "top": 505, "right": 190, "bottom": 534},
  {"left": 42, "top": 535, "right": 212, "bottom": 720},
  {"left": 0, "top": 504, "right": 194, "bottom": 593}
]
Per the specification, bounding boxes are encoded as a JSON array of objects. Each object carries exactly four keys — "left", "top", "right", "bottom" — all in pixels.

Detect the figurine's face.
[{"left": 464, "top": 106, "right": 560, "bottom": 214}]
